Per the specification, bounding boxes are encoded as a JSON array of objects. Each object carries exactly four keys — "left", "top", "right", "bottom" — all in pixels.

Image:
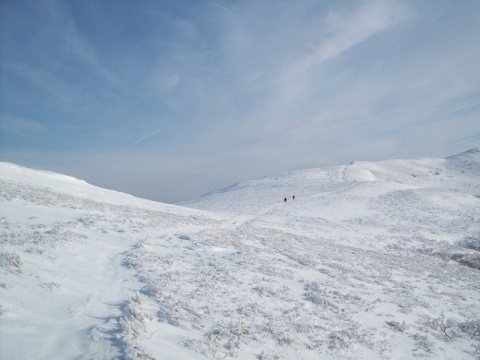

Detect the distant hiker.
[
  {"left": 292, "top": 195, "right": 295, "bottom": 200},
  {"left": 284, "top": 197, "right": 287, "bottom": 203}
]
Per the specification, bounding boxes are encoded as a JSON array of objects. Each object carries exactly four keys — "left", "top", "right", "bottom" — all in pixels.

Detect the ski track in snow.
[{"left": 1, "top": 149, "right": 480, "bottom": 359}]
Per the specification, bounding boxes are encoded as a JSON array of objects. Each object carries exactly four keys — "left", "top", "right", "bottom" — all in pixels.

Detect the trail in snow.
[
  {"left": 0, "top": 167, "right": 225, "bottom": 359},
  {"left": 0, "top": 191, "right": 138, "bottom": 359}
]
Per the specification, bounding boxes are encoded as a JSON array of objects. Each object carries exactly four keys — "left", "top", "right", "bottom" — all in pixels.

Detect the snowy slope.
[
  {"left": 1, "top": 149, "right": 480, "bottom": 359},
  {"left": 0, "top": 163, "right": 226, "bottom": 359}
]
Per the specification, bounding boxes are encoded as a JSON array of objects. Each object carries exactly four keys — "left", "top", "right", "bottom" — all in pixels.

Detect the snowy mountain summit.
[{"left": 1, "top": 149, "right": 479, "bottom": 359}]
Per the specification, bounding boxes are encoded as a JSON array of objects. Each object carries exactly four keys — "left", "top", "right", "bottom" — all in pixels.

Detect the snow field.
[{"left": 1, "top": 148, "right": 479, "bottom": 359}]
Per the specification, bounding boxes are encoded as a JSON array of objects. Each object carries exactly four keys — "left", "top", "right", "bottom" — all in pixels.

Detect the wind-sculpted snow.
[{"left": 1, "top": 149, "right": 479, "bottom": 359}]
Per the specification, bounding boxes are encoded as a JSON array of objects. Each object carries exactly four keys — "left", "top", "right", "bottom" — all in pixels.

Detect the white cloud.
[
  {"left": 201, "top": 1, "right": 412, "bottom": 146},
  {"left": 146, "top": 72, "right": 181, "bottom": 96},
  {"left": 130, "top": 128, "right": 163, "bottom": 146},
  {"left": 0, "top": 114, "right": 46, "bottom": 136},
  {"left": 289, "top": 1, "right": 409, "bottom": 76}
]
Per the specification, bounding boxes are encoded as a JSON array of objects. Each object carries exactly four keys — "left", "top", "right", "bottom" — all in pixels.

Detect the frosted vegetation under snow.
[{"left": 0, "top": 148, "right": 479, "bottom": 359}]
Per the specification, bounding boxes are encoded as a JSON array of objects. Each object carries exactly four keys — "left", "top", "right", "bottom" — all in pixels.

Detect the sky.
[{"left": 1, "top": 0, "right": 479, "bottom": 203}]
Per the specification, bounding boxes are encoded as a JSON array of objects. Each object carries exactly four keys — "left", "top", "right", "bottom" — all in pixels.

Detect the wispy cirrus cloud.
[
  {"left": 288, "top": 1, "right": 410, "bottom": 75},
  {"left": 129, "top": 127, "right": 164, "bottom": 146},
  {"left": 196, "top": 1, "right": 411, "bottom": 138},
  {"left": 0, "top": 114, "right": 46, "bottom": 137},
  {"left": 1, "top": 0, "right": 119, "bottom": 104}
]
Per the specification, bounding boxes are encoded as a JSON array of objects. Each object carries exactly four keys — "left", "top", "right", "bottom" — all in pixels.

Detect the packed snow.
[{"left": 1, "top": 149, "right": 479, "bottom": 359}]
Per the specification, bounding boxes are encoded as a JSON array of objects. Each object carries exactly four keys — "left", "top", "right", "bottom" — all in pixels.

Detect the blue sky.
[{"left": 1, "top": 0, "right": 479, "bottom": 203}]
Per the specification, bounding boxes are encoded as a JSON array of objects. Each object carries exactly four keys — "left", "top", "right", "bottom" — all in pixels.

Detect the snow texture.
[{"left": 1, "top": 148, "right": 479, "bottom": 359}]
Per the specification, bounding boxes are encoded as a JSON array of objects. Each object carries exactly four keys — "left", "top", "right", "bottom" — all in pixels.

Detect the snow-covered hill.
[{"left": 1, "top": 149, "right": 479, "bottom": 359}]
